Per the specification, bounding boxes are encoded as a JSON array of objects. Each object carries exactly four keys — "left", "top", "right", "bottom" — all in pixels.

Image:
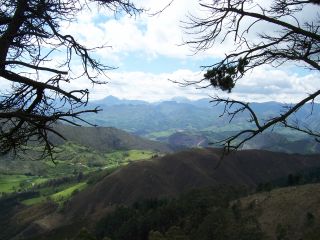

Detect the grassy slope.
[
  {"left": 50, "top": 182, "right": 87, "bottom": 203},
  {"left": 50, "top": 125, "right": 172, "bottom": 153},
  {"left": 238, "top": 183, "right": 320, "bottom": 240},
  {"left": 0, "top": 142, "right": 158, "bottom": 206},
  {"left": 0, "top": 142, "right": 157, "bottom": 177},
  {"left": 0, "top": 142, "right": 160, "bottom": 240},
  {"left": 0, "top": 175, "right": 48, "bottom": 193},
  {"left": 0, "top": 124, "right": 169, "bottom": 199}
]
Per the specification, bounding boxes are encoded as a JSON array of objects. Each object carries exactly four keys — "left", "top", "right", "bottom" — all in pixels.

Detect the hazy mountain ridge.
[
  {"left": 83, "top": 96, "right": 320, "bottom": 153},
  {"left": 86, "top": 99, "right": 220, "bottom": 135},
  {"left": 2, "top": 97, "right": 320, "bottom": 239}
]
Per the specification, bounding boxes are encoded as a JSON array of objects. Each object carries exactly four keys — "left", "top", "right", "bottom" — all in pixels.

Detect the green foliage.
[
  {"left": 0, "top": 174, "right": 35, "bottom": 193},
  {"left": 0, "top": 141, "right": 157, "bottom": 207},
  {"left": 257, "top": 167, "right": 320, "bottom": 194},
  {"left": 95, "top": 186, "right": 264, "bottom": 240},
  {"left": 287, "top": 173, "right": 304, "bottom": 186},
  {"left": 0, "top": 141, "right": 157, "bottom": 178},
  {"left": 276, "top": 224, "right": 288, "bottom": 240},
  {"left": 204, "top": 65, "right": 236, "bottom": 93},
  {"left": 50, "top": 182, "right": 87, "bottom": 203},
  {"left": 86, "top": 166, "right": 119, "bottom": 185},
  {"left": 145, "top": 130, "right": 177, "bottom": 140},
  {"left": 21, "top": 196, "right": 46, "bottom": 205},
  {"left": 203, "top": 58, "right": 248, "bottom": 93},
  {"left": 256, "top": 182, "right": 274, "bottom": 192},
  {"left": 305, "top": 212, "right": 315, "bottom": 227}
]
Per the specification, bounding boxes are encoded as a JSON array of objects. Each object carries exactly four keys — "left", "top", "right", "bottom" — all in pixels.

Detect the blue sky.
[{"left": 58, "top": 0, "right": 320, "bottom": 103}]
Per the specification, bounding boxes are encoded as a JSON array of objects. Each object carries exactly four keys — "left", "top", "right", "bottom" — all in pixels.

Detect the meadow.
[{"left": 0, "top": 141, "right": 158, "bottom": 206}]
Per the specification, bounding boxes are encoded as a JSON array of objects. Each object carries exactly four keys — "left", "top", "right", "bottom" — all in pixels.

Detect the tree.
[
  {"left": 0, "top": 0, "right": 141, "bottom": 156},
  {"left": 183, "top": 0, "right": 320, "bottom": 152},
  {"left": 74, "top": 227, "right": 97, "bottom": 240}
]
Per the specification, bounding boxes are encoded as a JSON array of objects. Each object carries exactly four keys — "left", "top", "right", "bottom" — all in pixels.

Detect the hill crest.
[
  {"left": 67, "top": 148, "right": 320, "bottom": 218},
  {"left": 50, "top": 124, "right": 173, "bottom": 153}
]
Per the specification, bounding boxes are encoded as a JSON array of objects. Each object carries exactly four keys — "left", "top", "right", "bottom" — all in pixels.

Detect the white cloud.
[
  {"left": 62, "top": 0, "right": 204, "bottom": 60},
  {"left": 86, "top": 69, "right": 208, "bottom": 101},
  {"left": 231, "top": 66, "right": 320, "bottom": 103},
  {"left": 60, "top": 0, "right": 319, "bottom": 63},
  {"left": 2, "top": 0, "right": 319, "bottom": 106},
  {"left": 62, "top": 65, "right": 320, "bottom": 103}
]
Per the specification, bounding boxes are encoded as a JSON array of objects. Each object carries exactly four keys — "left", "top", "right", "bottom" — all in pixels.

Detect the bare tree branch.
[
  {"left": 0, "top": 0, "right": 143, "bottom": 157},
  {"left": 182, "top": 0, "right": 320, "bottom": 153}
]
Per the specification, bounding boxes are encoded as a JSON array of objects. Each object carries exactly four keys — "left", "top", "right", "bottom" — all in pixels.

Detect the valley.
[
  {"left": 0, "top": 125, "right": 168, "bottom": 218},
  {"left": 86, "top": 96, "right": 320, "bottom": 154},
  {"left": 1, "top": 98, "right": 320, "bottom": 240},
  {"left": 2, "top": 1, "right": 320, "bottom": 239}
]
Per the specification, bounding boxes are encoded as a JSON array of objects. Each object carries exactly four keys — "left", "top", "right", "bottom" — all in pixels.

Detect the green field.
[
  {"left": 0, "top": 175, "right": 48, "bottom": 193},
  {"left": 0, "top": 143, "right": 158, "bottom": 206},
  {"left": 21, "top": 182, "right": 87, "bottom": 206},
  {"left": 105, "top": 149, "right": 155, "bottom": 165},
  {"left": 51, "top": 182, "right": 87, "bottom": 202},
  {"left": 21, "top": 196, "right": 46, "bottom": 205},
  {"left": 0, "top": 142, "right": 158, "bottom": 178},
  {"left": 145, "top": 130, "right": 177, "bottom": 140}
]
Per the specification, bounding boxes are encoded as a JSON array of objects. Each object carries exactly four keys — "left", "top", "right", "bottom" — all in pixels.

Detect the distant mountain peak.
[
  {"left": 103, "top": 95, "right": 120, "bottom": 101},
  {"left": 91, "top": 95, "right": 148, "bottom": 106},
  {"left": 102, "top": 95, "right": 121, "bottom": 103}
]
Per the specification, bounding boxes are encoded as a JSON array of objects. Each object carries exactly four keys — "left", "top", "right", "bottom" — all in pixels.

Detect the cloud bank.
[{"left": 1, "top": 0, "right": 319, "bottom": 104}]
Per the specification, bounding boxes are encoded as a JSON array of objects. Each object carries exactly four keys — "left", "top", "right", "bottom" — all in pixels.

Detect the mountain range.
[
  {"left": 2, "top": 96, "right": 320, "bottom": 239},
  {"left": 81, "top": 96, "right": 320, "bottom": 154}
]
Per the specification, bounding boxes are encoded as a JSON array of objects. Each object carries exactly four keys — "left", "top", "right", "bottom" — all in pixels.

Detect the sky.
[{"left": 13, "top": 0, "right": 320, "bottom": 103}]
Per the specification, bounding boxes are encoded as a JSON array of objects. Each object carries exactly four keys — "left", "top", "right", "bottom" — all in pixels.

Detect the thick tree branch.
[
  {"left": 0, "top": 70, "right": 82, "bottom": 102},
  {"left": 0, "top": 0, "right": 143, "bottom": 156},
  {"left": 5, "top": 61, "right": 68, "bottom": 75},
  {"left": 213, "top": 89, "right": 320, "bottom": 152}
]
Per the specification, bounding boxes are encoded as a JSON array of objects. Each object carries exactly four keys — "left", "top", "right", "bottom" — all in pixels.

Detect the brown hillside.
[
  {"left": 238, "top": 183, "right": 320, "bottom": 240},
  {"left": 67, "top": 148, "right": 320, "bottom": 219}
]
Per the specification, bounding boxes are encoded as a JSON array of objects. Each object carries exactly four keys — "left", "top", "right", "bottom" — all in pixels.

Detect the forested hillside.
[
  {"left": 3, "top": 148, "right": 320, "bottom": 240},
  {"left": 1, "top": 0, "right": 320, "bottom": 240}
]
